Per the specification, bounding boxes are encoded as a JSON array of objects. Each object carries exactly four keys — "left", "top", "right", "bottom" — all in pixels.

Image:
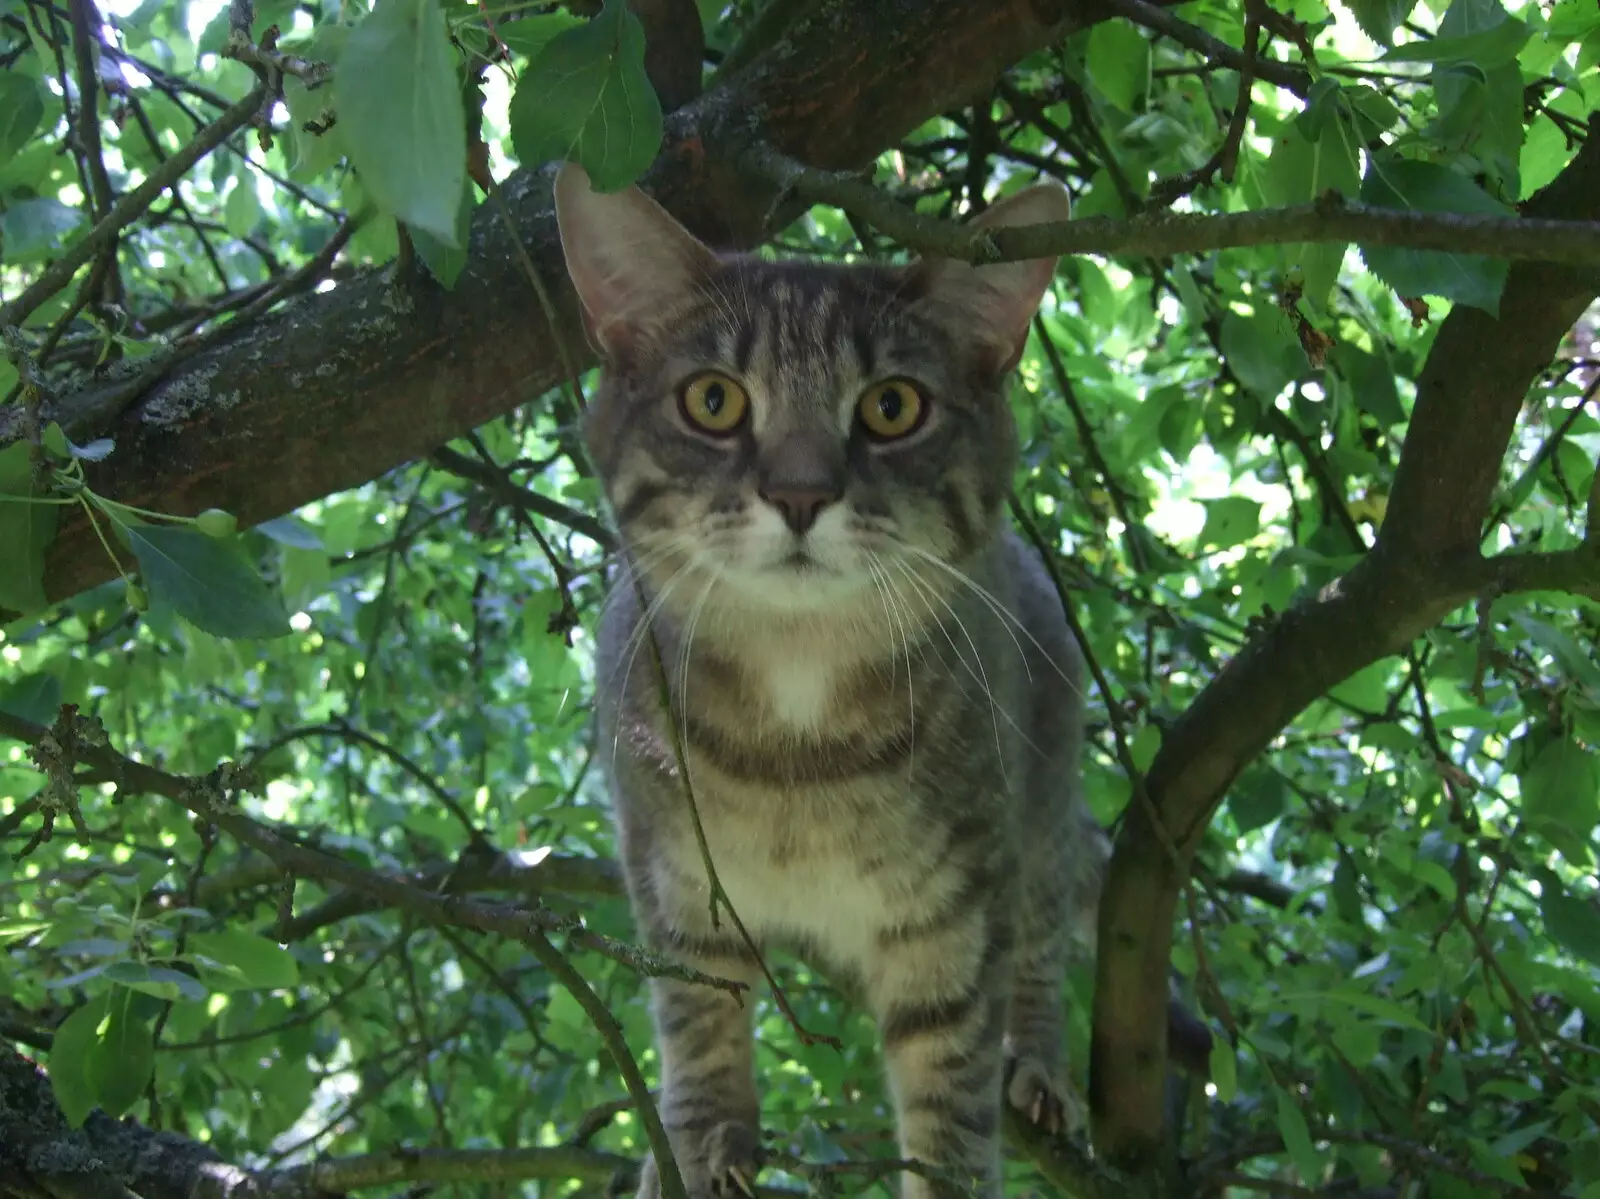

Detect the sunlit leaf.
[
  {"left": 508, "top": 0, "right": 663, "bottom": 191},
  {"left": 1358, "top": 156, "right": 1511, "bottom": 313},
  {"left": 118, "top": 520, "right": 291, "bottom": 640},
  {"left": 188, "top": 930, "right": 300, "bottom": 991},
  {"left": 335, "top": 0, "right": 467, "bottom": 243}
]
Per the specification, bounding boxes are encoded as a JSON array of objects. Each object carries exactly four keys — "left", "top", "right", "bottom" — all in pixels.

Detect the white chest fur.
[
  {"left": 758, "top": 655, "right": 836, "bottom": 729},
  {"left": 666, "top": 767, "right": 952, "bottom": 970}
]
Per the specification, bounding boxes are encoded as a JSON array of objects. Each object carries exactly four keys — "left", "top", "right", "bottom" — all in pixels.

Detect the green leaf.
[
  {"left": 0, "top": 440, "right": 60, "bottom": 615},
  {"left": 1358, "top": 157, "right": 1511, "bottom": 314},
  {"left": 1258, "top": 116, "right": 1361, "bottom": 306},
  {"left": 281, "top": 544, "right": 332, "bottom": 610},
  {"left": 1198, "top": 497, "right": 1262, "bottom": 551},
  {"left": 1379, "top": 17, "right": 1529, "bottom": 63},
  {"left": 1087, "top": 20, "right": 1150, "bottom": 112},
  {"left": 410, "top": 178, "right": 475, "bottom": 289},
  {"left": 224, "top": 179, "right": 263, "bottom": 238},
  {"left": 1330, "top": 1019, "right": 1382, "bottom": 1067},
  {"left": 335, "top": 0, "right": 466, "bottom": 244},
  {"left": 1341, "top": 85, "right": 1402, "bottom": 137},
  {"left": 1549, "top": 0, "right": 1600, "bottom": 39},
  {"left": 1332, "top": 857, "right": 1364, "bottom": 924},
  {"left": 0, "top": 74, "right": 45, "bottom": 163},
  {"left": 48, "top": 996, "right": 108, "bottom": 1127},
  {"left": 87, "top": 1000, "right": 154, "bottom": 1119},
  {"left": 508, "top": 0, "right": 664, "bottom": 192},
  {"left": 495, "top": 8, "right": 585, "bottom": 58},
  {"left": 118, "top": 521, "right": 291, "bottom": 640},
  {"left": 1543, "top": 881, "right": 1600, "bottom": 967},
  {"left": 1343, "top": 0, "right": 1418, "bottom": 44},
  {"left": 0, "top": 197, "right": 86, "bottom": 260},
  {"left": 1410, "top": 859, "right": 1458, "bottom": 902},
  {"left": 1220, "top": 308, "right": 1305, "bottom": 401},
  {"left": 1520, "top": 115, "right": 1575, "bottom": 201},
  {"left": 1332, "top": 344, "right": 1406, "bottom": 426},
  {"left": 103, "top": 960, "right": 208, "bottom": 1001},
  {"left": 1274, "top": 1088, "right": 1324, "bottom": 1184},
  {"left": 0, "top": 671, "right": 61, "bottom": 726},
  {"left": 188, "top": 930, "right": 300, "bottom": 991},
  {"left": 1209, "top": 1037, "right": 1238, "bottom": 1102},
  {"left": 1229, "top": 769, "right": 1289, "bottom": 834},
  {"left": 256, "top": 515, "right": 324, "bottom": 549},
  {"left": 1278, "top": 989, "right": 1433, "bottom": 1032},
  {"left": 40, "top": 422, "right": 70, "bottom": 461},
  {"left": 1520, "top": 737, "right": 1600, "bottom": 842},
  {"left": 1431, "top": 59, "right": 1522, "bottom": 198},
  {"left": 282, "top": 24, "right": 349, "bottom": 179}
]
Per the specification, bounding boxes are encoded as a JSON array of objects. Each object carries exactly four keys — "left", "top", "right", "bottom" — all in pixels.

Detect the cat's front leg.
[
  {"left": 635, "top": 942, "right": 764, "bottom": 1199},
  {"left": 866, "top": 909, "right": 1014, "bottom": 1199}
]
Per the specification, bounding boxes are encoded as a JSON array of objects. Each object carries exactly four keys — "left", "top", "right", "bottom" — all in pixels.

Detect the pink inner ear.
[
  {"left": 976, "top": 256, "right": 1059, "bottom": 371},
  {"left": 554, "top": 164, "right": 715, "bottom": 355}
]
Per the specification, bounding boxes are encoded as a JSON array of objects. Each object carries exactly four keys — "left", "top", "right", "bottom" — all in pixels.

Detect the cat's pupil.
[
  {"left": 704, "top": 382, "right": 726, "bottom": 413},
  {"left": 877, "top": 388, "right": 903, "bottom": 421}
]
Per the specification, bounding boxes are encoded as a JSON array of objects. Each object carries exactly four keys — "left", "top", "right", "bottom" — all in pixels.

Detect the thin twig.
[
  {"left": 1149, "top": 0, "right": 1263, "bottom": 202},
  {"left": 739, "top": 142, "right": 1600, "bottom": 265},
  {"left": 0, "top": 81, "right": 270, "bottom": 328},
  {"left": 68, "top": 0, "right": 121, "bottom": 307},
  {"left": 524, "top": 927, "right": 690, "bottom": 1199},
  {"left": 1099, "top": 0, "right": 1310, "bottom": 97}
]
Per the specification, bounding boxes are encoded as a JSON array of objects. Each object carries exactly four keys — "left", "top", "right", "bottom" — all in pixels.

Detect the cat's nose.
[{"left": 759, "top": 484, "right": 840, "bottom": 536}]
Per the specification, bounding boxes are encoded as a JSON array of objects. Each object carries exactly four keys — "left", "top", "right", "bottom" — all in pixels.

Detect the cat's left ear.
[{"left": 910, "top": 184, "right": 1071, "bottom": 375}]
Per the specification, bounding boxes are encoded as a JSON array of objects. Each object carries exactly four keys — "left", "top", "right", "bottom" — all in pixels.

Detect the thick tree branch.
[{"left": 1088, "top": 131, "right": 1600, "bottom": 1169}]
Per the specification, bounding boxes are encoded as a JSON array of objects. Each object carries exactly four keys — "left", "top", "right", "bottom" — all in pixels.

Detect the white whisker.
[
  {"left": 866, "top": 552, "right": 917, "bottom": 778},
  {"left": 896, "top": 541, "right": 1084, "bottom": 701},
  {"left": 886, "top": 558, "right": 1010, "bottom": 784}
]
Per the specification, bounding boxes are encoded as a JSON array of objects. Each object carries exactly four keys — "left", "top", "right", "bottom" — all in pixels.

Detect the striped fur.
[{"left": 556, "top": 166, "right": 1100, "bottom": 1198}]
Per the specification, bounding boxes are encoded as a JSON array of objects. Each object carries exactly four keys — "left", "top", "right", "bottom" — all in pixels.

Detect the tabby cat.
[{"left": 556, "top": 162, "right": 1107, "bottom": 1199}]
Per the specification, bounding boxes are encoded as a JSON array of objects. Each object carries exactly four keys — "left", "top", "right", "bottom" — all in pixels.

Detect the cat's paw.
[
  {"left": 1004, "top": 1055, "right": 1085, "bottom": 1139},
  {"left": 634, "top": 1121, "right": 761, "bottom": 1198},
  {"left": 703, "top": 1120, "right": 761, "bottom": 1197}
]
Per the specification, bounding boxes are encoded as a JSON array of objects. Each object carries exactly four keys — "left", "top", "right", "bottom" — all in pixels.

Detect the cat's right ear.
[{"left": 553, "top": 163, "right": 717, "bottom": 356}]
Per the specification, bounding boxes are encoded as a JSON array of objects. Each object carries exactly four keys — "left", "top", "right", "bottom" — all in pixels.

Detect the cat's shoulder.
[{"left": 997, "top": 526, "right": 1083, "bottom": 675}]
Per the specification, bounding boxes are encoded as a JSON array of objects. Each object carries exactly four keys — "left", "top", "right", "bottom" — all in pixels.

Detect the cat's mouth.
[{"left": 776, "top": 548, "right": 825, "bottom": 572}]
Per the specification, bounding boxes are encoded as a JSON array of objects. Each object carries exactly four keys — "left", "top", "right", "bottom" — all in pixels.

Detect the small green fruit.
[
  {"left": 195, "top": 508, "right": 238, "bottom": 538},
  {"left": 125, "top": 581, "right": 148, "bottom": 611}
]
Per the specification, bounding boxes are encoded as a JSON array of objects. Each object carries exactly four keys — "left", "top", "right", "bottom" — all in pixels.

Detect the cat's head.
[{"left": 554, "top": 163, "right": 1067, "bottom": 619}]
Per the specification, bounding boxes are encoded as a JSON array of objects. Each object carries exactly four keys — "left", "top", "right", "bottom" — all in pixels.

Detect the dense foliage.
[{"left": 1, "top": 0, "right": 1599, "bottom": 1196}]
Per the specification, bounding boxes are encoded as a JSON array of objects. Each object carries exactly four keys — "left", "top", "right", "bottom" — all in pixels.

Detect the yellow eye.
[
  {"left": 679, "top": 372, "right": 749, "bottom": 435},
  {"left": 858, "top": 380, "right": 926, "bottom": 440}
]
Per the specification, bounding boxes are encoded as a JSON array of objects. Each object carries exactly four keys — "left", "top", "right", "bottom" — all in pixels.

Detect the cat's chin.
[{"left": 716, "top": 560, "right": 879, "bottom": 615}]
